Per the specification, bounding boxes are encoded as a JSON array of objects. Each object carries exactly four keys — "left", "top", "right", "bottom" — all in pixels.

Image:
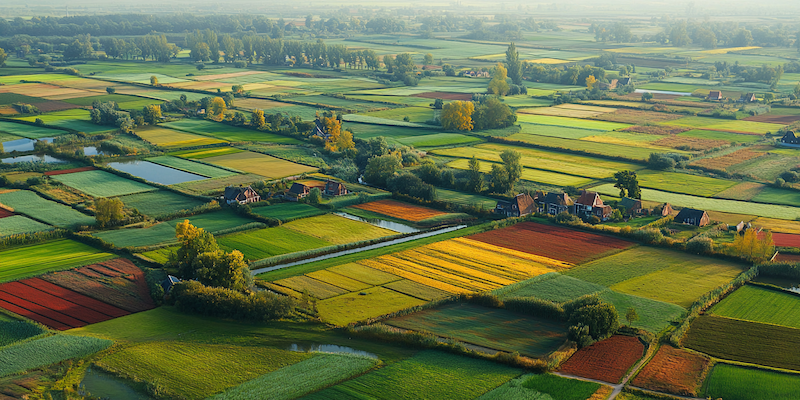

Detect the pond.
[
  {"left": 287, "top": 343, "right": 378, "bottom": 359},
  {"left": 107, "top": 160, "right": 206, "bottom": 185},
  {"left": 335, "top": 212, "right": 420, "bottom": 234},
  {"left": 0, "top": 137, "right": 54, "bottom": 153},
  {"left": 83, "top": 146, "right": 106, "bottom": 156},
  {"left": 79, "top": 367, "right": 152, "bottom": 400},
  {"left": 1, "top": 154, "right": 66, "bottom": 164},
  {"left": 635, "top": 89, "right": 694, "bottom": 96},
  {"left": 753, "top": 276, "right": 800, "bottom": 294}
]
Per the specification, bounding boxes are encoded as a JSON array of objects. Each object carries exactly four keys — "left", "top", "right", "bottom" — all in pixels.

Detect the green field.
[
  {"left": 316, "top": 286, "right": 427, "bottom": 326},
  {"left": 750, "top": 186, "right": 800, "bottom": 207},
  {"left": 146, "top": 156, "right": 239, "bottom": 178},
  {"left": 0, "top": 239, "right": 114, "bottom": 282},
  {"left": 251, "top": 203, "right": 327, "bottom": 222},
  {"left": 210, "top": 353, "right": 379, "bottom": 400},
  {"left": 96, "top": 210, "right": 259, "bottom": 248},
  {"left": 592, "top": 184, "right": 800, "bottom": 219},
  {"left": 385, "top": 303, "right": 568, "bottom": 357},
  {"left": 684, "top": 315, "right": 800, "bottom": 371},
  {"left": 170, "top": 147, "right": 245, "bottom": 160},
  {"left": 0, "top": 320, "right": 46, "bottom": 347},
  {"left": 447, "top": 158, "right": 594, "bottom": 187},
  {"left": 566, "top": 247, "right": 745, "bottom": 308},
  {"left": 282, "top": 214, "right": 395, "bottom": 245},
  {"left": 702, "top": 363, "right": 800, "bottom": 400},
  {"left": 16, "top": 109, "right": 115, "bottom": 133},
  {"left": 516, "top": 114, "right": 630, "bottom": 131},
  {"left": 0, "top": 335, "right": 112, "bottom": 377},
  {"left": 480, "top": 373, "right": 603, "bottom": 400},
  {"left": 95, "top": 341, "right": 310, "bottom": 400},
  {"left": 503, "top": 134, "right": 678, "bottom": 160},
  {"left": 162, "top": 120, "right": 302, "bottom": 144},
  {"left": 436, "top": 188, "right": 498, "bottom": 209},
  {"left": 217, "top": 226, "right": 331, "bottom": 261},
  {"left": 513, "top": 123, "right": 603, "bottom": 139},
  {"left": 118, "top": 190, "right": 207, "bottom": 218},
  {"left": 305, "top": 350, "right": 520, "bottom": 400},
  {"left": 0, "top": 190, "right": 95, "bottom": 228},
  {"left": 679, "top": 129, "right": 763, "bottom": 143},
  {"left": 51, "top": 170, "right": 156, "bottom": 197},
  {"left": 0, "top": 215, "right": 53, "bottom": 236},
  {"left": 397, "top": 133, "right": 482, "bottom": 148},
  {"left": 709, "top": 285, "right": 800, "bottom": 329},
  {"left": 0, "top": 121, "right": 68, "bottom": 139},
  {"left": 637, "top": 170, "right": 737, "bottom": 197}
]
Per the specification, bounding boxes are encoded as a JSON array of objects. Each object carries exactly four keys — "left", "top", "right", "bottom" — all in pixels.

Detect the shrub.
[
  {"left": 686, "top": 236, "right": 714, "bottom": 255},
  {"left": 171, "top": 281, "right": 295, "bottom": 321}
]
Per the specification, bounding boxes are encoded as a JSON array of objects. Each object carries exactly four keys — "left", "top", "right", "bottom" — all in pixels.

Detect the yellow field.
[
  {"left": 200, "top": 151, "right": 317, "bottom": 178},
  {"left": 134, "top": 126, "right": 227, "bottom": 148},
  {"left": 282, "top": 214, "right": 395, "bottom": 245},
  {"left": 525, "top": 58, "right": 570, "bottom": 64},
  {"left": 753, "top": 217, "right": 800, "bottom": 234},
  {"left": 701, "top": 46, "right": 761, "bottom": 54}
]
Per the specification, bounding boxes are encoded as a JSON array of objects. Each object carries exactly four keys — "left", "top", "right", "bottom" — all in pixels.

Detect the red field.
[
  {"left": 772, "top": 233, "right": 800, "bottom": 248},
  {"left": 44, "top": 166, "right": 96, "bottom": 176},
  {"left": 468, "top": 222, "right": 633, "bottom": 264},
  {"left": 412, "top": 92, "right": 473, "bottom": 101},
  {"left": 41, "top": 258, "right": 155, "bottom": 312},
  {"left": 30, "top": 100, "right": 81, "bottom": 113},
  {"left": 0, "top": 278, "right": 129, "bottom": 330},
  {"left": 631, "top": 345, "right": 710, "bottom": 396},
  {"left": 0, "top": 208, "right": 13, "bottom": 218},
  {"left": 352, "top": 199, "right": 446, "bottom": 222},
  {"left": 774, "top": 253, "right": 800, "bottom": 263},
  {"left": 559, "top": 335, "right": 645, "bottom": 383}
]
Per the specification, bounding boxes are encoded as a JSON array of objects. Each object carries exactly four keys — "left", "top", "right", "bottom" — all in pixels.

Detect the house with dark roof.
[
  {"left": 540, "top": 192, "right": 574, "bottom": 215},
  {"left": 707, "top": 90, "right": 723, "bottom": 101},
  {"left": 325, "top": 179, "right": 348, "bottom": 196},
  {"left": 161, "top": 275, "right": 181, "bottom": 295},
  {"left": 618, "top": 77, "right": 633, "bottom": 86},
  {"left": 287, "top": 180, "right": 327, "bottom": 201},
  {"left": 495, "top": 193, "right": 536, "bottom": 217},
  {"left": 674, "top": 208, "right": 710, "bottom": 227},
  {"left": 740, "top": 93, "right": 757, "bottom": 103},
  {"left": 619, "top": 197, "right": 643, "bottom": 215},
  {"left": 574, "top": 190, "right": 612, "bottom": 220},
  {"left": 780, "top": 131, "right": 800, "bottom": 145},
  {"left": 312, "top": 118, "right": 330, "bottom": 140},
  {"left": 224, "top": 186, "right": 261, "bottom": 205}
]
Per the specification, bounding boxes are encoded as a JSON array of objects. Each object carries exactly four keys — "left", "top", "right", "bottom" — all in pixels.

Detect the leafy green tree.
[
  {"left": 570, "top": 302, "right": 619, "bottom": 341},
  {"left": 142, "top": 104, "right": 162, "bottom": 124},
  {"left": 191, "top": 42, "right": 211, "bottom": 61},
  {"left": 433, "top": 99, "right": 444, "bottom": 109},
  {"left": 173, "top": 220, "right": 220, "bottom": 278},
  {"left": 490, "top": 150, "right": 522, "bottom": 194},
  {"left": 625, "top": 308, "right": 639, "bottom": 326},
  {"left": 423, "top": 53, "right": 434, "bottom": 65},
  {"left": 364, "top": 154, "right": 402, "bottom": 187},
  {"left": 193, "top": 250, "right": 253, "bottom": 291},
  {"left": 0, "top": 47, "right": 6, "bottom": 67},
  {"left": 505, "top": 42, "right": 522, "bottom": 85},
  {"left": 306, "top": 188, "right": 322, "bottom": 204},
  {"left": 467, "top": 156, "right": 484, "bottom": 193},
  {"left": 614, "top": 170, "right": 640, "bottom": 199},
  {"left": 472, "top": 98, "right": 516, "bottom": 130},
  {"left": 95, "top": 198, "right": 125, "bottom": 228},
  {"left": 732, "top": 28, "right": 754, "bottom": 47},
  {"left": 641, "top": 91, "right": 654, "bottom": 101}
]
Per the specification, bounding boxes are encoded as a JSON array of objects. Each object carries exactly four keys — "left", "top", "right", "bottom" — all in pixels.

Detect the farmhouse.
[
  {"left": 674, "top": 208, "right": 710, "bottom": 227},
  {"left": 618, "top": 77, "right": 633, "bottom": 86},
  {"left": 596, "top": 79, "right": 618, "bottom": 90},
  {"left": 707, "top": 90, "right": 723, "bottom": 101},
  {"left": 780, "top": 131, "right": 800, "bottom": 145},
  {"left": 312, "top": 118, "right": 330, "bottom": 140},
  {"left": 494, "top": 193, "right": 536, "bottom": 217},
  {"left": 160, "top": 275, "right": 181, "bottom": 295},
  {"left": 540, "top": 192, "right": 574, "bottom": 215},
  {"left": 740, "top": 93, "right": 757, "bottom": 103},
  {"left": 619, "top": 197, "right": 643, "bottom": 215},
  {"left": 325, "top": 179, "right": 348, "bottom": 196},
  {"left": 223, "top": 186, "right": 261, "bottom": 205},
  {"left": 660, "top": 203, "right": 674, "bottom": 216},
  {"left": 574, "top": 190, "right": 612, "bottom": 220}
]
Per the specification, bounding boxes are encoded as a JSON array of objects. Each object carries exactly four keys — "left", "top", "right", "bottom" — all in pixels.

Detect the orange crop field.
[
  {"left": 352, "top": 199, "right": 446, "bottom": 222},
  {"left": 632, "top": 345, "right": 710, "bottom": 396},
  {"left": 558, "top": 335, "right": 645, "bottom": 383},
  {"left": 689, "top": 149, "right": 764, "bottom": 171}
]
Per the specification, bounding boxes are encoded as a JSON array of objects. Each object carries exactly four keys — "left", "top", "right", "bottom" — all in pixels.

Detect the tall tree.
[
  {"left": 364, "top": 154, "right": 402, "bottom": 187},
  {"left": 585, "top": 75, "right": 597, "bottom": 90},
  {"left": 488, "top": 63, "right": 510, "bottom": 95},
  {"left": 208, "top": 97, "right": 226, "bottom": 121},
  {"left": 440, "top": 100, "right": 475, "bottom": 131},
  {"left": 95, "top": 198, "right": 125, "bottom": 228},
  {"left": 467, "top": 156, "right": 484, "bottom": 193},
  {"left": 423, "top": 53, "right": 434, "bottom": 65},
  {"left": 505, "top": 42, "right": 522, "bottom": 85},
  {"left": 142, "top": 104, "right": 162, "bottom": 124},
  {"left": 0, "top": 47, "right": 9, "bottom": 67},
  {"left": 613, "top": 170, "right": 640, "bottom": 199},
  {"left": 251, "top": 109, "right": 266, "bottom": 129},
  {"left": 205, "top": 29, "right": 220, "bottom": 63}
]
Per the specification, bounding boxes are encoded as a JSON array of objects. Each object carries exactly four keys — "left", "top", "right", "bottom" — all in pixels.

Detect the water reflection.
[
  {"left": 1, "top": 154, "right": 65, "bottom": 164},
  {"left": 107, "top": 160, "right": 206, "bottom": 185},
  {"left": 83, "top": 146, "right": 104, "bottom": 156},
  {"left": 0, "top": 137, "right": 54, "bottom": 153},
  {"left": 79, "top": 367, "right": 152, "bottom": 400},
  {"left": 334, "top": 212, "right": 419, "bottom": 233},
  {"left": 287, "top": 343, "right": 378, "bottom": 359},
  {"left": 753, "top": 276, "right": 800, "bottom": 294}
]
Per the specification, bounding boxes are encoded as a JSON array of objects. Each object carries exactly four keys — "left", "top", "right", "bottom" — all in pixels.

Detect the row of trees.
[
  {"left": 99, "top": 34, "right": 180, "bottom": 62},
  {"left": 440, "top": 98, "right": 516, "bottom": 132}
]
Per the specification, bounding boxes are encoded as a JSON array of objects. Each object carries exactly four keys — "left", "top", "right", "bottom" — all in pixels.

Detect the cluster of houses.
[
  {"left": 495, "top": 190, "right": 710, "bottom": 227},
  {"left": 706, "top": 90, "right": 758, "bottom": 103},
  {"left": 222, "top": 179, "right": 348, "bottom": 205}
]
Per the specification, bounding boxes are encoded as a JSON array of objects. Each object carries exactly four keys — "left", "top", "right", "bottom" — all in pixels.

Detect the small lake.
[
  {"left": 0, "top": 137, "right": 54, "bottom": 153},
  {"left": 335, "top": 212, "right": 420, "bottom": 234},
  {"left": 288, "top": 343, "right": 378, "bottom": 359},
  {"left": 107, "top": 160, "right": 206, "bottom": 185},
  {"left": 1, "top": 154, "right": 65, "bottom": 164},
  {"left": 83, "top": 146, "right": 106, "bottom": 156},
  {"left": 753, "top": 276, "right": 800, "bottom": 294},
  {"left": 80, "top": 367, "right": 152, "bottom": 400},
  {"left": 635, "top": 89, "right": 694, "bottom": 96}
]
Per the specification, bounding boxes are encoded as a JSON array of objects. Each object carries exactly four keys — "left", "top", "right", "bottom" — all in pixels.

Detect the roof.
[
  {"left": 224, "top": 186, "right": 255, "bottom": 201},
  {"left": 619, "top": 197, "right": 642, "bottom": 209},
  {"left": 782, "top": 131, "right": 799, "bottom": 142},
  {"left": 289, "top": 183, "right": 310, "bottom": 194},
  {"left": 542, "top": 192, "right": 573, "bottom": 206},
  {"left": 160, "top": 275, "right": 181, "bottom": 293},
  {"left": 326, "top": 180, "right": 345, "bottom": 190},
  {"left": 512, "top": 193, "right": 535, "bottom": 211},
  {"left": 619, "top": 77, "right": 632, "bottom": 85},
  {"left": 575, "top": 191, "right": 604, "bottom": 207},
  {"left": 708, "top": 90, "right": 723, "bottom": 99},
  {"left": 675, "top": 208, "right": 707, "bottom": 222}
]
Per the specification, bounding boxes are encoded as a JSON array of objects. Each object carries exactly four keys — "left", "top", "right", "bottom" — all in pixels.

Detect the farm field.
[
  {"left": 134, "top": 126, "right": 227, "bottom": 149},
  {"left": 478, "top": 373, "right": 604, "bottom": 400},
  {"left": 0, "top": 320, "right": 45, "bottom": 347},
  {"left": 162, "top": 120, "right": 302, "bottom": 144},
  {"left": 511, "top": 123, "right": 602, "bottom": 139},
  {"left": 435, "top": 188, "right": 498, "bottom": 209},
  {"left": 118, "top": 190, "right": 207, "bottom": 218},
  {"left": 217, "top": 226, "right": 331, "bottom": 261},
  {"left": 469, "top": 221, "right": 633, "bottom": 264},
  {"left": 50, "top": 170, "right": 156, "bottom": 197},
  {"left": 516, "top": 114, "right": 631, "bottom": 131},
  {"left": 0, "top": 335, "right": 112, "bottom": 377},
  {"left": 16, "top": 109, "right": 114, "bottom": 133},
  {"left": 251, "top": 202, "right": 327, "bottom": 221},
  {"left": 503, "top": 133, "right": 677, "bottom": 160},
  {"left": 0, "top": 190, "right": 95, "bottom": 227},
  {"left": 201, "top": 150, "right": 317, "bottom": 179},
  {"left": 386, "top": 303, "right": 569, "bottom": 357},
  {"left": 0, "top": 239, "right": 114, "bottom": 283},
  {"left": 146, "top": 156, "right": 239, "bottom": 178},
  {"left": 632, "top": 345, "right": 710, "bottom": 397},
  {"left": 702, "top": 363, "right": 800, "bottom": 400},
  {"left": 708, "top": 284, "right": 800, "bottom": 329},
  {"left": 0, "top": 215, "right": 52, "bottom": 236},
  {"left": 281, "top": 214, "right": 396, "bottom": 245},
  {"left": 447, "top": 157, "right": 595, "bottom": 187},
  {"left": 636, "top": 170, "right": 736, "bottom": 197},
  {"left": 305, "top": 350, "right": 521, "bottom": 400},
  {"left": 0, "top": 121, "right": 67, "bottom": 139},
  {"left": 351, "top": 199, "right": 446, "bottom": 222},
  {"left": 559, "top": 335, "right": 644, "bottom": 383},
  {"left": 684, "top": 315, "right": 800, "bottom": 371}
]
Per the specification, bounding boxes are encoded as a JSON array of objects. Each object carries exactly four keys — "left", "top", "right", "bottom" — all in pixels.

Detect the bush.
[
  {"left": 171, "top": 281, "right": 295, "bottom": 321},
  {"left": 686, "top": 236, "right": 714, "bottom": 255}
]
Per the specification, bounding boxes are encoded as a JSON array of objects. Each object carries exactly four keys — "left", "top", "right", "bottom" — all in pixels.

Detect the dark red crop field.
[
  {"left": 23, "top": 278, "right": 128, "bottom": 317},
  {"left": 468, "top": 221, "right": 633, "bottom": 264},
  {"left": 44, "top": 166, "right": 96, "bottom": 176},
  {"left": 0, "top": 208, "right": 14, "bottom": 218},
  {"left": 559, "top": 335, "right": 645, "bottom": 383},
  {"left": 772, "top": 233, "right": 800, "bottom": 248}
]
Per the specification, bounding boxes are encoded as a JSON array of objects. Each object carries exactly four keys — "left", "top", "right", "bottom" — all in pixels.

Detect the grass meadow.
[
  {"left": 134, "top": 126, "right": 227, "bottom": 149},
  {"left": 51, "top": 170, "right": 156, "bottom": 197},
  {"left": 709, "top": 285, "right": 800, "bottom": 329},
  {"left": 118, "top": 190, "right": 207, "bottom": 218},
  {"left": 146, "top": 156, "right": 239, "bottom": 178},
  {"left": 251, "top": 203, "right": 327, "bottom": 222},
  {"left": 281, "top": 214, "right": 395, "bottom": 245},
  {"left": 0, "top": 335, "right": 112, "bottom": 377},
  {"left": 702, "top": 363, "right": 800, "bottom": 400},
  {"left": 217, "top": 226, "right": 331, "bottom": 261},
  {"left": 479, "top": 373, "right": 604, "bottom": 400},
  {"left": 0, "top": 239, "right": 114, "bottom": 283},
  {"left": 0, "top": 190, "right": 95, "bottom": 227},
  {"left": 0, "top": 215, "right": 53, "bottom": 236},
  {"left": 162, "top": 120, "right": 302, "bottom": 144},
  {"left": 201, "top": 151, "right": 317, "bottom": 179}
]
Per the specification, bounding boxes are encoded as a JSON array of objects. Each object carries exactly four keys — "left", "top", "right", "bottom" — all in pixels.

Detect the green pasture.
[
  {"left": 0, "top": 239, "right": 115, "bottom": 282},
  {"left": 397, "top": 133, "right": 481, "bottom": 148},
  {"left": 251, "top": 203, "right": 326, "bottom": 222},
  {"left": 751, "top": 187, "right": 800, "bottom": 207},
  {"left": 637, "top": 82, "right": 702, "bottom": 93},
  {"left": 0, "top": 335, "right": 112, "bottom": 378},
  {"left": 386, "top": 303, "right": 568, "bottom": 357},
  {"left": 503, "top": 134, "right": 678, "bottom": 160},
  {"left": 436, "top": 188, "right": 498, "bottom": 209},
  {"left": 118, "top": 190, "right": 207, "bottom": 218},
  {"left": 515, "top": 123, "right": 602, "bottom": 139},
  {"left": 0, "top": 74, "right": 78, "bottom": 85},
  {"left": 365, "top": 106, "right": 434, "bottom": 123},
  {"left": 592, "top": 183, "right": 800, "bottom": 219},
  {"left": 637, "top": 170, "right": 737, "bottom": 197},
  {"left": 0, "top": 121, "right": 68, "bottom": 139},
  {"left": 283, "top": 214, "right": 394, "bottom": 245},
  {"left": 0, "top": 215, "right": 53, "bottom": 236},
  {"left": 290, "top": 94, "right": 389, "bottom": 112},
  {"left": 61, "top": 94, "right": 144, "bottom": 107},
  {"left": 479, "top": 373, "right": 603, "bottom": 400},
  {"left": 51, "top": 170, "right": 156, "bottom": 197},
  {"left": 501, "top": 96, "right": 554, "bottom": 108},
  {"left": 702, "top": 363, "right": 800, "bottom": 400},
  {"left": 516, "top": 114, "right": 630, "bottom": 131},
  {"left": 161, "top": 120, "right": 301, "bottom": 144},
  {"left": 96, "top": 210, "right": 259, "bottom": 248},
  {"left": 95, "top": 73, "right": 189, "bottom": 84},
  {"left": 710, "top": 285, "right": 800, "bottom": 329},
  {"left": 16, "top": 109, "right": 114, "bottom": 133},
  {"left": 170, "top": 147, "right": 245, "bottom": 160},
  {"left": 243, "top": 144, "right": 328, "bottom": 168},
  {"left": 146, "top": 156, "right": 239, "bottom": 178},
  {"left": 0, "top": 320, "right": 46, "bottom": 347},
  {"left": 665, "top": 116, "right": 783, "bottom": 134},
  {"left": 316, "top": 286, "right": 426, "bottom": 326},
  {"left": 0, "top": 190, "right": 95, "bottom": 227},
  {"left": 259, "top": 105, "right": 322, "bottom": 121},
  {"left": 447, "top": 157, "right": 594, "bottom": 187},
  {"left": 685, "top": 315, "right": 800, "bottom": 371},
  {"left": 138, "top": 90, "right": 209, "bottom": 102},
  {"left": 342, "top": 114, "right": 432, "bottom": 128},
  {"left": 346, "top": 94, "right": 435, "bottom": 107},
  {"left": 307, "top": 350, "right": 520, "bottom": 400},
  {"left": 217, "top": 226, "right": 331, "bottom": 261},
  {"left": 728, "top": 152, "right": 800, "bottom": 182}
]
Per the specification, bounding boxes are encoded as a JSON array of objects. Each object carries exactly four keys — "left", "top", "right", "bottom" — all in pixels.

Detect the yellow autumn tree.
[
  {"left": 322, "top": 113, "right": 354, "bottom": 152},
  {"left": 487, "top": 63, "right": 510, "bottom": 96},
  {"left": 441, "top": 100, "right": 475, "bottom": 131},
  {"left": 251, "top": 109, "right": 266, "bottom": 129},
  {"left": 208, "top": 97, "right": 226, "bottom": 121},
  {"left": 586, "top": 75, "right": 597, "bottom": 90},
  {"left": 730, "top": 228, "right": 775, "bottom": 262}
]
